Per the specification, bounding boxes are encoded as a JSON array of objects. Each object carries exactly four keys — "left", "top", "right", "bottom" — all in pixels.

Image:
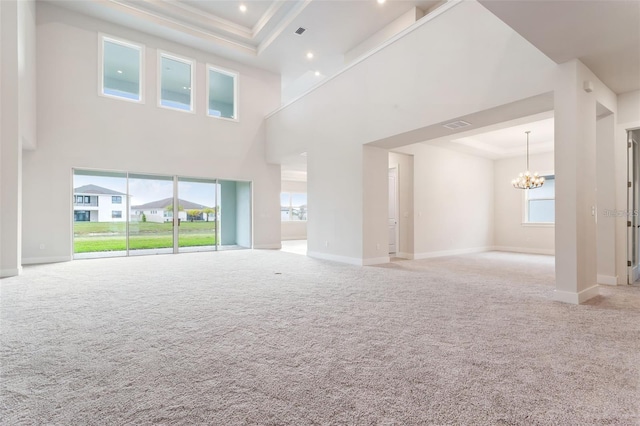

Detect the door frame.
[{"left": 628, "top": 130, "right": 640, "bottom": 283}]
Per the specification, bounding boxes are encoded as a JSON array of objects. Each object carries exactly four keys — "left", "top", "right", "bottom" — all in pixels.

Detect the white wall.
[
  {"left": 19, "top": 0, "right": 37, "bottom": 150},
  {"left": 362, "top": 145, "right": 390, "bottom": 263},
  {"left": 596, "top": 112, "right": 617, "bottom": 285},
  {"left": 344, "top": 7, "right": 424, "bottom": 65},
  {"left": 1, "top": 0, "right": 35, "bottom": 276},
  {"left": 281, "top": 180, "right": 307, "bottom": 241},
  {"left": 396, "top": 143, "right": 494, "bottom": 258},
  {"left": 21, "top": 3, "right": 281, "bottom": 264},
  {"left": 267, "top": 0, "right": 555, "bottom": 263},
  {"left": 236, "top": 182, "right": 252, "bottom": 248},
  {"left": 494, "top": 152, "right": 555, "bottom": 254}
]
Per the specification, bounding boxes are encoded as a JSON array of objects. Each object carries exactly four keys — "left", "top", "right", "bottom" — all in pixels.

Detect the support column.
[
  {"left": 362, "top": 145, "right": 390, "bottom": 265},
  {"left": 596, "top": 112, "right": 618, "bottom": 285},
  {"left": 307, "top": 139, "right": 364, "bottom": 265},
  {"left": 554, "top": 60, "right": 599, "bottom": 303},
  {"left": 1, "top": 0, "right": 23, "bottom": 278}
]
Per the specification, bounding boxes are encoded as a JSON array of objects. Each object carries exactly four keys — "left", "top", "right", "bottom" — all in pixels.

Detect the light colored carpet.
[
  {"left": 280, "top": 240, "right": 307, "bottom": 256},
  {"left": 1, "top": 250, "right": 639, "bottom": 425}
]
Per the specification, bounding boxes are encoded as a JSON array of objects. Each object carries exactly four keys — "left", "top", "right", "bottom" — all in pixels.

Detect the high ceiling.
[
  {"left": 46, "top": 0, "right": 441, "bottom": 102},
  {"left": 479, "top": 0, "right": 640, "bottom": 95},
  {"left": 44, "top": 0, "right": 639, "bottom": 102}
]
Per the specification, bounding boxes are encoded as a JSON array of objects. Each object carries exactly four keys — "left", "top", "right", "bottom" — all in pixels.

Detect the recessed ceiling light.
[
  {"left": 377, "top": 0, "right": 386, "bottom": 4},
  {"left": 315, "top": 71, "right": 320, "bottom": 76},
  {"left": 117, "top": 70, "right": 123, "bottom": 74},
  {"left": 239, "top": 4, "right": 247, "bottom": 12},
  {"left": 306, "top": 52, "right": 314, "bottom": 59}
]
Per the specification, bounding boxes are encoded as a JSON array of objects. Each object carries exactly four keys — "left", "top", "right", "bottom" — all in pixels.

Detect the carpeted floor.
[{"left": 1, "top": 250, "right": 639, "bottom": 425}]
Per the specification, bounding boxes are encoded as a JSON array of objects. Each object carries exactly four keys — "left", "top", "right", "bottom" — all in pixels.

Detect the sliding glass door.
[
  {"left": 177, "top": 177, "right": 218, "bottom": 253},
  {"left": 128, "top": 173, "right": 174, "bottom": 256},
  {"left": 73, "top": 170, "right": 127, "bottom": 259},
  {"left": 73, "top": 169, "right": 252, "bottom": 259}
]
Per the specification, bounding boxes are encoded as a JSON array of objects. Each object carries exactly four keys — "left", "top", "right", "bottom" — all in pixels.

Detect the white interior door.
[
  {"left": 629, "top": 131, "right": 640, "bottom": 283},
  {"left": 389, "top": 167, "right": 398, "bottom": 254}
]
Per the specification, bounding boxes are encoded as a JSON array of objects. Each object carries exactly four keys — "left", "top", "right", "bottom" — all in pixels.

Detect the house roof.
[
  {"left": 74, "top": 184, "right": 126, "bottom": 196},
  {"left": 132, "top": 197, "right": 210, "bottom": 210}
]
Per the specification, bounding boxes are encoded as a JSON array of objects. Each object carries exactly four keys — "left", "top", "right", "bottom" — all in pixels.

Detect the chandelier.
[{"left": 512, "top": 131, "right": 544, "bottom": 189}]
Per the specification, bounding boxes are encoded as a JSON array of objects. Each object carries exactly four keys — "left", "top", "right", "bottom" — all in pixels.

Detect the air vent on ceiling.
[
  {"left": 442, "top": 120, "right": 471, "bottom": 130},
  {"left": 294, "top": 27, "right": 306, "bottom": 35}
]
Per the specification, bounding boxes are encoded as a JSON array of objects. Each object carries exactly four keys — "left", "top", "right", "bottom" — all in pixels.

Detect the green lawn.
[
  {"left": 73, "top": 221, "right": 217, "bottom": 253},
  {"left": 74, "top": 221, "right": 215, "bottom": 235}
]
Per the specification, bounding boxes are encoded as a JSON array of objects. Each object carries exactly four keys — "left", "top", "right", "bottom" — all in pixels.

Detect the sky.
[{"left": 73, "top": 174, "right": 217, "bottom": 207}]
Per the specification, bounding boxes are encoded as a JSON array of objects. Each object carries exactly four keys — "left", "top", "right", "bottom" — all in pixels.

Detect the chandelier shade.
[{"left": 512, "top": 131, "right": 545, "bottom": 190}]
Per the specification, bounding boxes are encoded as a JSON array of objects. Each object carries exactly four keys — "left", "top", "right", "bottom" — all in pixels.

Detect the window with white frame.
[
  {"left": 281, "top": 192, "right": 307, "bottom": 221},
  {"left": 207, "top": 66, "right": 237, "bottom": 120},
  {"left": 526, "top": 175, "right": 555, "bottom": 223},
  {"left": 112, "top": 210, "right": 122, "bottom": 219},
  {"left": 159, "top": 52, "right": 194, "bottom": 112},
  {"left": 101, "top": 36, "right": 143, "bottom": 102}
]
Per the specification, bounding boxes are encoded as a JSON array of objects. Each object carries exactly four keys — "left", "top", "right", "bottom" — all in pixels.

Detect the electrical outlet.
[
  {"left": 325, "top": 241, "right": 329, "bottom": 247},
  {"left": 376, "top": 243, "right": 380, "bottom": 250},
  {"left": 39, "top": 243, "right": 45, "bottom": 250}
]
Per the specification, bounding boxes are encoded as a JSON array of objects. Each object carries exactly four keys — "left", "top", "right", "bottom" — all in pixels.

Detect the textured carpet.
[{"left": 1, "top": 250, "right": 639, "bottom": 425}]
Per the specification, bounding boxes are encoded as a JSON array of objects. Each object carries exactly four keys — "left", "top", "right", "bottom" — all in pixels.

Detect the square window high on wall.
[
  {"left": 207, "top": 65, "right": 238, "bottom": 121},
  {"left": 100, "top": 35, "right": 143, "bottom": 102},
  {"left": 159, "top": 52, "right": 195, "bottom": 112}
]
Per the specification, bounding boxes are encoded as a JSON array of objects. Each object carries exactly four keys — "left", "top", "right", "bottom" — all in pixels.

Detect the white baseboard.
[
  {"left": 597, "top": 274, "right": 618, "bottom": 286},
  {"left": 413, "top": 246, "right": 491, "bottom": 260},
  {"left": 281, "top": 236, "right": 307, "bottom": 241},
  {"left": 363, "top": 256, "right": 390, "bottom": 266},
  {"left": 22, "top": 256, "right": 72, "bottom": 265},
  {"left": 396, "top": 252, "right": 414, "bottom": 260},
  {"left": 1, "top": 267, "right": 22, "bottom": 278},
  {"left": 307, "top": 251, "right": 363, "bottom": 266},
  {"left": 253, "top": 244, "right": 281, "bottom": 250},
  {"left": 554, "top": 285, "right": 600, "bottom": 304},
  {"left": 492, "top": 246, "right": 555, "bottom": 256}
]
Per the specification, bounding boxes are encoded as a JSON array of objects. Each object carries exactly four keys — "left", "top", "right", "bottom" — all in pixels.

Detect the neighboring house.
[
  {"left": 131, "top": 198, "right": 212, "bottom": 223},
  {"left": 73, "top": 184, "right": 127, "bottom": 222}
]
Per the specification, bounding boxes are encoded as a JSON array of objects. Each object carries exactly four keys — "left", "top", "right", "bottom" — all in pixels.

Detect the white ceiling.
[
  {"left": 479, "top": 0, "right": 640, "bottom": 95},
  {"left": 444, "top": 114, "right": 554, "bottom": 160}
]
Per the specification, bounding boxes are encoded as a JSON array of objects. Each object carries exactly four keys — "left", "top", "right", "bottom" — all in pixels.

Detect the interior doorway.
[
  {"left": 629, "top": 129, "right": 640, "bottom": 283},
  {"left": 389, "top": 166, "right": 399, "bottom": 255}
]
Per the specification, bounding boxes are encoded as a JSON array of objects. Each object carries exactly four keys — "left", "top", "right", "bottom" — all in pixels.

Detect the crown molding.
[
  {"left": 102, "top": 0, "right": 311, "bottom": 58},
  {"left": 107, "top": 0, "right": 257, "bottom": 55}
]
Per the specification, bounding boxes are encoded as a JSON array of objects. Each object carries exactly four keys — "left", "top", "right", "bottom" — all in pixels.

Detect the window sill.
[
  {"left": 281, "top": 220, "right": 308, "bottom": 223},
  {"left": 207, "top": 114, "right": 239, "bottom": 123},
  {"left": 521, "top": 222, "right": 555, "bottom": 228}
]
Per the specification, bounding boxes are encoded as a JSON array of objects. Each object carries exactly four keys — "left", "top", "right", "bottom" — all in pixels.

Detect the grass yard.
[
  {"left": 74, "top": 221, "right": 215, "bottom": 235},
  {"left": 73, "top": 221, "right": 216, "bottom": 253}
]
